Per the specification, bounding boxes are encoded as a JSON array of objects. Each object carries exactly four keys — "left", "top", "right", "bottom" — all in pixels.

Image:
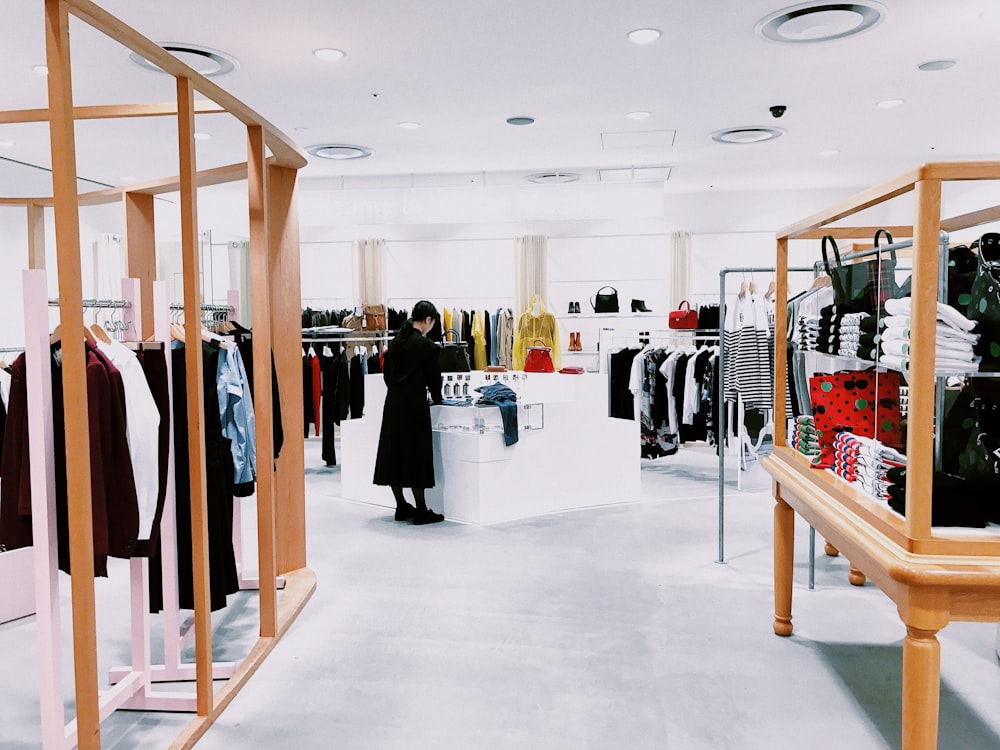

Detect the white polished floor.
[{"left": 3, "top": 441, "right": 1000, "bottom": 749}]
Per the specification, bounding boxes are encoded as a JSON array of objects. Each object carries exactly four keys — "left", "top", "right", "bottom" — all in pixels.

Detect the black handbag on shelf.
[
  {"left": 966, "top": 232, "right": 1000, "bottom": 371},
  {"left": 822, "top": 232, "right": 898, "bottom": 313},
  {"left": 438, "top": 328, "right": 471, "bottom": 373},
  {"left": 590, "top": 286, "right": 619, "bottom": 314}
]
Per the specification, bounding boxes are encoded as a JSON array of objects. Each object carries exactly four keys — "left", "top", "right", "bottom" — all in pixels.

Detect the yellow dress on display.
[{"left": 512, "top": 296, "right": 561, "bottom": 370}]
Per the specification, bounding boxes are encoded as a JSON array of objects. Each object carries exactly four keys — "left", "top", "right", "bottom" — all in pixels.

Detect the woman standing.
[{"left": 373, "top": 300, "right": 445, "bottom": 524}]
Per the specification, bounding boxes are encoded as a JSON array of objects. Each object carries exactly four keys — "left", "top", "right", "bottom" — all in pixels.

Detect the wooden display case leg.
[
  {"left": 902, "top": 625, "right": 940, "bottom": 750},
  {"left": 773, "top": 496, "right": 794, "bottom": 636},
  {"left": 848, "top": 563, "right": 867, "bottom": 587},
  {"left": 824, "top": 541, "right": 839, "bottom": 557}
]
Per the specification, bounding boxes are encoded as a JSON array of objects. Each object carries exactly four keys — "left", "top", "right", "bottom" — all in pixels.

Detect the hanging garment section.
[
  {"left": 606, "top": 333, "right": 719, "bottom": 459},
  {"left": 0, "top": 337, "right": 166, "bottom": 577}
]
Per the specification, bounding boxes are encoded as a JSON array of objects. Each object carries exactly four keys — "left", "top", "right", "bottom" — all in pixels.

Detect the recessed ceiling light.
[
  {"left": 193, "top": 132, "right": 212, "bottom": 141},
  {"left": 819, "top": 149, "right": 841, "bottom": 157},
  {"left": 32, "top": 64, "right": 48, "bottom": 76},
  {"left": 525, "top": 171, "right": 581, "bottom": 184},
  {"left": 307, "top": 143, "right": 373, "bottom": 160},
  {"left": 398, "top": 122, "right": 421, "bottom": 130},
  {"left": 627, "top": 28, "right": 662, "bottom": 45},
  {"left": 119, "top": 176, "right": 138, "bottom": 184},
  {"left": 877, "top": 98, "right": 904, "bottom": 109},
  {"left": 313, "top": 48, "right": 346, "bottom": 62},
  {"left": 129, "top": 43, "right": 238, "bottom": 77},
  {"left": 0, "top": 140, "right": 15, "bottom": 149},
  {"left": 711, "top": 126, "right": 785, "bottom": 144},
  {"left": 756, "top": 2, "right": 886, "bottom": 44},
  {"left": 294, "top": 126, "right": 309, "bottom": 132},
  {"left": 626, "top": 111, "right": 652, "bottom": 120},
  {"left": 506, "top": 116, "right": 535, "bottom": 126},
  {"left": 918, "top": 59, "right": 956, "bottom": 71}
]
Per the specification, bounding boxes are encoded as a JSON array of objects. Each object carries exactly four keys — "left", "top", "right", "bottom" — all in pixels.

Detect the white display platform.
[{"left": 341, "top": 372, "right": 639, "bottom": 524}]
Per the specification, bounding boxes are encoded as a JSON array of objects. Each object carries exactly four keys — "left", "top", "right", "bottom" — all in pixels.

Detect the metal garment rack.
[
  {"left": 716, "top": 266, "right": 816, "bottom": 565},
  {"left": 48, "top": 297, "right": 130, "bottom": 308}
]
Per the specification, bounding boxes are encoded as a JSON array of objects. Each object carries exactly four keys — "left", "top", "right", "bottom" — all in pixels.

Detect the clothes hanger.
[{"left": 766, "top": 280, "right": 777, "bottom": 299}]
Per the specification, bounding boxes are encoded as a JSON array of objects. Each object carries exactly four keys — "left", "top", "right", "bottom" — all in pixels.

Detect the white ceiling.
[{"left": 2, "top": 0, "right": 999, "bottom": 199}]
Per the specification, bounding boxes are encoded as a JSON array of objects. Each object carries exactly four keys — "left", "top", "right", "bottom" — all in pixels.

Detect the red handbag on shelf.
[
  {"left": 523, "top": 339, "right": 555, "bottom": 373},
  {"left": 668, "top": 300, "right": 698, "bottom": 329}
]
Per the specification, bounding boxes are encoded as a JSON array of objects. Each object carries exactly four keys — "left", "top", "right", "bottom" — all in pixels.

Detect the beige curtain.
[
  {"left": 514, "top": 234, "right": 548, "bottom": 317},
  {"left": 670, "top": 230, "right": 691, "bottom": 310},
  {"left": 354, "top": 237, "right": 386, "bottom": 306}
]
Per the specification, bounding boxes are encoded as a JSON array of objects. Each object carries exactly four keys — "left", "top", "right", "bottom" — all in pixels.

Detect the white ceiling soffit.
[
  {"left": 601, "top": 131, "right": 677, "bottom": 150},
  {"left": 599, "top": 166, "right": 672, "bottom": 182}
]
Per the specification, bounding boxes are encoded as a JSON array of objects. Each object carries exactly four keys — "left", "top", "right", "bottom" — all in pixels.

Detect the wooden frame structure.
[
  {"left": 3, "top": 1, "right": 314, "bottom": 747},
  {"left": 763, "top": 161, "right": 1000, "bottom": 750}
]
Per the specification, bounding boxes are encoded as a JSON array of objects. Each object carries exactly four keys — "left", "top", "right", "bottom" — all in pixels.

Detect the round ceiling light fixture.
[
  {"left": 627, "top": 28, "right": 662, "bottom": 45},
  {"left": 626, "top": 111, "right": 652, "bottom": 120},
  {"left": 918, "top": 59, "right": 956, "bottom": 71},
  {"left": 313, "top": 48, "right": 346, "bottom": 62},
  {"left": 525, "top": 171, "right": 581, "bottom": 184},
  {"left": 129, "top": 43, "right": 239, "bottom": 77},
  {"left": 307, "top": 143, "right": 373, "bottom": 160},
  {"left": 877, "top": 98, "right": 905, "bottom": 109},
  {"left": 711, "top": 126, "right": 785, "bottom": 144},
  {"left": 819, "top": 149, "right": 841, "bottom": 157},
  {"left": 506, "top": 116, "right": 535, "bottom": 126},
  {"left": 32, "top": 64, "right": 49, "bottom": 76},
  {"left": 755, "top": 2, "right": 885, "bottom": 44},
  {"left": 397, "top": 121, "right": 422, "bottom": 130}
]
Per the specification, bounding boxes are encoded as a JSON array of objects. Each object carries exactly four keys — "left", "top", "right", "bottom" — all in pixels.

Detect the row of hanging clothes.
[
  {"left": 302, "top": 330, "right": 384, "bottom": 467},
  {"left": 0, "top": 304, "right": 281, "bottom": 615},
  {"left": 607, "top": 332, "right": 720, "bottom": 459}
]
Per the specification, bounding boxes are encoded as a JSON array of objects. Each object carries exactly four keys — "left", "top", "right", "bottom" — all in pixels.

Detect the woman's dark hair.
[
  {"left": 411, "top": 300, "right": 439, "bottom": 323},
  {"left": 398, "top": 300, "right": 440, "bottom": 339}
]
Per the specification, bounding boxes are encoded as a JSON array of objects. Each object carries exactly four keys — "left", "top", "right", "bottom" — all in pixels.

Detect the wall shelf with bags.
[{"left": 762, "top": 161, "right": 1000, "bottom": 750}]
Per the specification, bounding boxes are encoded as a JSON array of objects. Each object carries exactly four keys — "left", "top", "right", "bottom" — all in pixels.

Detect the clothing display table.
[{"left": 342, "top": 372, "right": 639, "bottom": 523}]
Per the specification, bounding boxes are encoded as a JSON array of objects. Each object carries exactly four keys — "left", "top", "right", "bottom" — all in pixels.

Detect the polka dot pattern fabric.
[{"left": 808, "top": 369, "right": 904, "bottom": 468}]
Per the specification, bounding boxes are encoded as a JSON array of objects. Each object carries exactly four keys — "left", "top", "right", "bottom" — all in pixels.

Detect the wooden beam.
[
  {"left": 904, "top": 177, "right": 942, "bottom": 542},
  {"left": 791, "top": 226, "right": 913, "bottom": 241},
  {"left": 778, "top": 166, "right": 923, "bottom": 240},
  {"left": 0, "top": 100, "right": 226, "bottom": 124},
  {"left": 177, "top": 74, "right": 213, "bottom": 718},
  {"left": 45, "top": 1, "right": 100, "bottom": 747},
  {"left": 123, "top": 191, "right": 156, "bottom": 340},
  {"left": 26, "top": 203, "right": 46, "bottom": 269},
  {"left": 268, "top": 162, "right": 307, "bottom": 574},
  {"left": 941, "top": 205, "right": 1000, "bottom": 234},
  {"left": 248, "top": 124, "right": 278, "bottom": 637},
  {"left": 63, "top": 0, "right": 307, "bottom": 170}
]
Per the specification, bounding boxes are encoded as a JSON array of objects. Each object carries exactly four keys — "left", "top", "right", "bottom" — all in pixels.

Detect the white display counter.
[{"left": 341, "top": 372, "right": 639, "bottom": 524}]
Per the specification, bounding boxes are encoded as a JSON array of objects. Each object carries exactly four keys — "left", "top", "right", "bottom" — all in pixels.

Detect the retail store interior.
[{"left": 4, "top": 2, "right": 1000, "bottom": 749}]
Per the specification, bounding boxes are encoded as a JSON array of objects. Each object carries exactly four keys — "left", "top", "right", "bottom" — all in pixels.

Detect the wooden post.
[
  {"left": 124, "top": 191, "right": 157, "bottom": 340},
  {"left": 248, "top": 124, "right": 278, "bottom": 637},
  {"left": 44, "top": 0, "right": 100, "bottom": 747},
  {"left": 902, "top": 626, "right": 941, "bottom": 750},
  {"left": 773, "top": 494, "right": 794, "bottom": 636},
  {"left": 904, "top": 178, "right": 942, "bottom": 541},
  {"left": 26, "top": 202, "right": 46, "bottom": 269},
  {"left": 177, "top": 74, "right": 213, "bottom": 717},
  {"left": 268, "top": 163, "right": 307, "bottom": 574}
]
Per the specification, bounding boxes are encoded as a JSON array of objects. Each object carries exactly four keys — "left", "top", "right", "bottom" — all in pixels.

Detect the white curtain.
[
  {"left": 93, "top": 233, "right": 124, "bottom": 300},
  {"left": 228, "top": 240, "right": 251, "bottom": 326},
  {"left": 670, "top": 230, "right": 692, "bottom": 310},
  {"left": 514, "top": 234, "right": 548, "bottom": 316},
  {"left": 354, "top": 237, "right": 386, "bottom": 306}
]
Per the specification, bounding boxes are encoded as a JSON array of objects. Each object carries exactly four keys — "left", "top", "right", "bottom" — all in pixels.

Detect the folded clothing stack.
[
  {"left": 874, "top": 297, "right": 980, "bottom": 372},
  {"left": 790, "top": 415, "right": 821, "bottom": 458},
  {"left": 830, "top": 432, "right": 905, "bottom": 500},
  {"left": 814, "top": 306, "right": 870, "bottom": 358},
  {"left": 885, "top": 467, "right": 993, "bottom": 527},
  {"left": 798, "top": 315, "right": 820, "bottom": 351}
]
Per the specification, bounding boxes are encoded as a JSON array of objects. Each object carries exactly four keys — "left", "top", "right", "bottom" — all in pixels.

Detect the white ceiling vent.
[
  {"left": 525, "top": 171, "right": 581, "bottom": 184},
  {"left": 755, "top": 2, "right": 885, "bottom": 44},
  {"left": 711, "top": 127, "right": 785, "bottom": 144},
  {"left": 129, "top": 43, "right": 239, "bottom": 77},
  {"left": 601, "top": 130, "right": 676, "bottom": 150}
]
